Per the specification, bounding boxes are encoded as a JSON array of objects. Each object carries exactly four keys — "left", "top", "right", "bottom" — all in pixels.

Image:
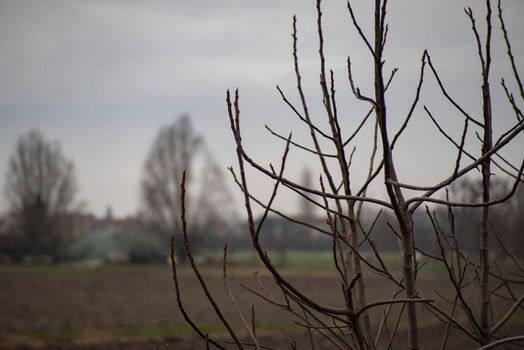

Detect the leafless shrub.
[{"left": 171, "top": 0, "right": 524, "bottom": 349}]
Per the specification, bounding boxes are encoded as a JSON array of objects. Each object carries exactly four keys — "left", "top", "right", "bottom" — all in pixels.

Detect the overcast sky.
[{"left": 1, "top": 0, "right": 523, "bottom": 218}]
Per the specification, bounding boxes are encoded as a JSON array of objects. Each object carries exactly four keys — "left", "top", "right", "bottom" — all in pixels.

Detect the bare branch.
[
  {"left": 179, "top": 171, "right": 245, "bottom": 349},
  {"left": 227, "top": 90, "right": 354, "bottom": 318},
  {"left": 356, "top": 298, "right": 433, "bottom": 320},
  {"left": 265, "top": 125, "right": 337, "bottom": 158},
  {"left": 169, "top": 236, "right": 227, "bottom": 350},
  {"left": 223, "top": 244, "right": 262, "bottom": 350},
  {"left": 476, "top": 335, "right": 524, "bottom": 350},
  {"left": 346, "top": 1, "right": 375, "bottom": 56},
  {"left": 498, "top": 3, "right": 523, "bottom": 101},
  {"left": 425, "top": 52, "right": 484, "bottom": 128},
  {"left": 490, "top": 292, "right": 524, "bottom": 335},
  {"left": 276, "top": 86, "right": 334, "bottom": 141},
  {"left": 347, "top": 55, "right": 377, "bottom": 106}
]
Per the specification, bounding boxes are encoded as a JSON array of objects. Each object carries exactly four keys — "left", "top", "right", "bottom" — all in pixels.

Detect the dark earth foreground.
[{"left": 1, "top": 265, "right": 522, "bottom": 349}]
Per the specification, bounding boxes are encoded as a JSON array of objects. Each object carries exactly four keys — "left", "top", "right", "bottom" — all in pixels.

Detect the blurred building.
[{"left": 67, "top": 207, "right": 140, "bottom": 237}]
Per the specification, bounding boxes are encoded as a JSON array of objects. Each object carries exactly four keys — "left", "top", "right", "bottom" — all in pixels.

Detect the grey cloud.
[{"left": 0, "top": 0, "right": 523, "bottom": 216}]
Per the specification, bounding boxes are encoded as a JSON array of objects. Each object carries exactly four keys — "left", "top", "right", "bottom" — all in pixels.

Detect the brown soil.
[{"left": 0, "top": 265, "right": 522, "bottom": 349}]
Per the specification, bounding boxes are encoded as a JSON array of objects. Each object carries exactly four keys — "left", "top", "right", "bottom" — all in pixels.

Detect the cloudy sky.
[{"left": 1, "top": 0, "right": 523, "bottom": 218}]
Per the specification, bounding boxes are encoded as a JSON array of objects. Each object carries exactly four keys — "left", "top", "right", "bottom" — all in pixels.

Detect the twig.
[
  {"left": 179, "top": 171, "right": 245, "bottom": 349},
  {"left": 223, "top": 244, "right": 262, "bottom": 350},
  {"left": 476, "top": 335, "right": 524, "bottom": 350},
  {"left": 169, "top": 238, "right": 227, "bottom": 349}
]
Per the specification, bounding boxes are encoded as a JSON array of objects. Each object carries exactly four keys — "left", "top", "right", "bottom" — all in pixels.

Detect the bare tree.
[
  {"left": 171, "top": 0, "right": 524, "bottom": 349},
  {"left": 141, "top": 115, "right": 234, "bottom": 261},
  {"left": 4, "top": 129, "right": 77, "bottom": 261}
]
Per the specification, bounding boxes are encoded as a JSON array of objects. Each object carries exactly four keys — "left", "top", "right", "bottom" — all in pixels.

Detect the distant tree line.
[
  {"left": 0, "top": 116, "right": 236, "bottom": 264},
  {"left": 218, "top": 180, "right": 524, "bottom": 257},
  {"left": 1, "top": 121, "right": 523, "bottom": 265}
]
